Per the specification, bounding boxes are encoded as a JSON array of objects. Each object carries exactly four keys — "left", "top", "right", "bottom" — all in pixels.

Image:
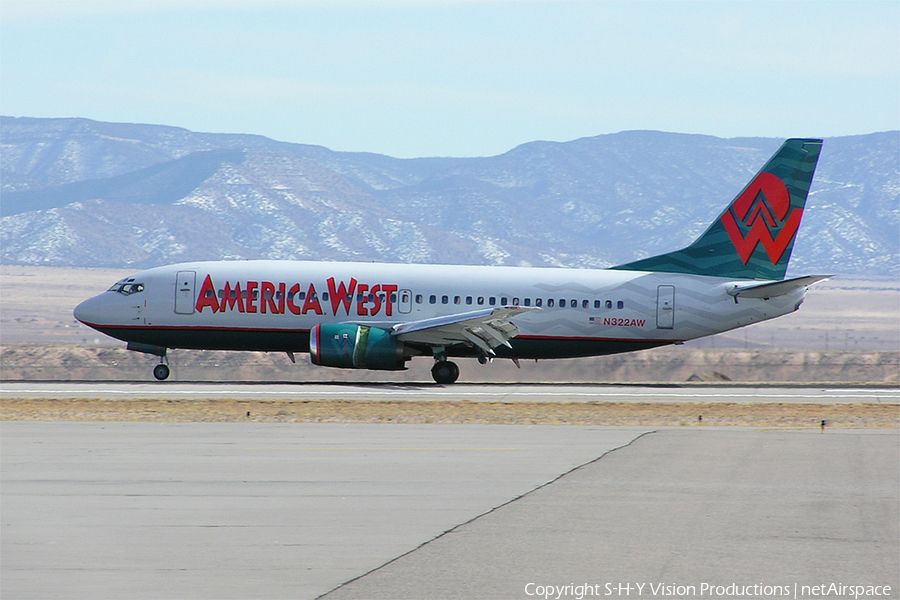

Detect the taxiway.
[{"left": 2, "top": 420, "right": 897, "bottom": 600}]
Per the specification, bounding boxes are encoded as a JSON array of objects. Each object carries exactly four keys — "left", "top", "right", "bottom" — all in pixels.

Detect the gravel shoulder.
[{"left": 2, "top": 397, "right": 897, "bottom": 428}]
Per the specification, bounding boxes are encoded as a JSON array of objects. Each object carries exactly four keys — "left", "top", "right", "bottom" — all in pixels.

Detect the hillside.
[{"left": 1, "top": 117, "right": 897, "bottom": 276}]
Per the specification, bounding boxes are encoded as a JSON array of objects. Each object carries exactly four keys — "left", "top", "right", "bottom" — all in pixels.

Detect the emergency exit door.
[
  {"left": 656, "top": 285, "right": 675, "bottom": 329},
  {"left": 398, "top": 289, "right": 413, "bottom": 314},
  {"left": 175, "top": 271, "right": 196, "bottom": 314}
]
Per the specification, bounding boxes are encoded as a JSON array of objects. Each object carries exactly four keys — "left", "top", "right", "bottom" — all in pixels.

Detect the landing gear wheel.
[
  {"left": 153, "top": 364, "right": 170, "bottom": 381},
  {"left": 431, "top": 361, "right": 459, "bottom": 384}
]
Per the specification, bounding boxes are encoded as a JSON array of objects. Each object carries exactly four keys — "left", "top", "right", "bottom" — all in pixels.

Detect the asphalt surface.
[
  {"left": 2, "top": 381, "right": 898, "bottom": 403},
  {"left": 2, "top": 422, "right": 897, "bottom": 600},
  {"left": 326, "top": 428, "right": 900, "bottom": 600}
]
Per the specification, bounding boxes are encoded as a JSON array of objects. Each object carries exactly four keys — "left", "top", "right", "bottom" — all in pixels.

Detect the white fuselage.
[{"left": 74, "top": 260, "right": 806, "bottom": 360}]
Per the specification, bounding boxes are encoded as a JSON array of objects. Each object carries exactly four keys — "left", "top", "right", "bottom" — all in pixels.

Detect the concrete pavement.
[{"left": 2, "top": 423, "right": 897, "bottom": 600}]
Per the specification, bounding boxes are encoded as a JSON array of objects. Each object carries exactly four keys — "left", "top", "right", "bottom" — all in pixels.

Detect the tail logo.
[{"left": 720, "top": 172, "right": 803, "bottom": 265}]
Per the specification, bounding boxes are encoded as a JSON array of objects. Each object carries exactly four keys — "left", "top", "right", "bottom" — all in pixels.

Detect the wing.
[{"left": 391, "top": 307, "right": 533, "bottom": 356}]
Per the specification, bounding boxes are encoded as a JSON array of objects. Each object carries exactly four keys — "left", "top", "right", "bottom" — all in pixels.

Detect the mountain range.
[{"left": 1, "top": 117, "right": 897, "bottom": 277}]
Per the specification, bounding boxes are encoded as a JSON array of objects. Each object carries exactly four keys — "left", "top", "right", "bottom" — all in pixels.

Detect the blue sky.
[{"left": 2, "top": 1, "right": 898, "bottom": 158}]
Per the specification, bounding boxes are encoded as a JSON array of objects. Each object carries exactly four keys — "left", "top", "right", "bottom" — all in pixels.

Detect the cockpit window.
[{"left": 108, "top": 279, "right": 145, "bottom": 295}]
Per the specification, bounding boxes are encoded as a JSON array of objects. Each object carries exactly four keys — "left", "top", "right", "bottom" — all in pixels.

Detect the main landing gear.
[
  {"left": 431, "top": 360, "right": 459, "bottom": 384},
  {"left": 153, "top": 363, "right": 170, "bottom": 381}
]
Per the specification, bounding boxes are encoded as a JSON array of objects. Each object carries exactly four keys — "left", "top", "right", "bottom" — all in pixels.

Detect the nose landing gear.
[{"left": 126, "top": 342, "right": 170, "bottom": 381}]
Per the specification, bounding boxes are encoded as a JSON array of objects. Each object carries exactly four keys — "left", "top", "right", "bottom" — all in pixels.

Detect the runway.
[
  {"left": 2, "top": 421, "right": 897, "bottom": 600},
  {"left": 2, "top": 381, "right": 898, "bottom": 403}
]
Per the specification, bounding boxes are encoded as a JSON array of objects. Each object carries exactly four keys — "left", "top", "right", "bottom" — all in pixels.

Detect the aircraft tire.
[
  {"left": 431, "top": 361, "right": 459, "bottom": 384},
  {"left": 153, "top": 364, "right": 170, "bottom": 381}
]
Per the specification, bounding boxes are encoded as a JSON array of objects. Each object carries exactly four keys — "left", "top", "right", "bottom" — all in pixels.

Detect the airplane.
[{"left": 74, "top": 138, "right": 828, "bottom": 384}]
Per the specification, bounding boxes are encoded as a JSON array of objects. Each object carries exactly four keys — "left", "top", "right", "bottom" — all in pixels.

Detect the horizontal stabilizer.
[{"left": 727, "top": 275, "right": 831, "bottom": 299}]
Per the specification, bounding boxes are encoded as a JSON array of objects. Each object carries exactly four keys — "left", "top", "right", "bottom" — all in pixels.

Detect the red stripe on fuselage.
[{"left": 79, "top": 321, "right": 311, "bottom": 334}]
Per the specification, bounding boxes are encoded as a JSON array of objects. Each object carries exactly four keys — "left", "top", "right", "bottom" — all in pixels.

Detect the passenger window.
[
  {"left": 477, "top": 297, "right": 484, "bottom": 305},
  {"left": 559, "top": 299, "right": 565, "bottom": 307},
  {"left": 442, "top": 295, "right": 449, "bottom": 304},
  {"left": 605, "top": 300, "right": 612, "bottom": 309},
  {"left": 454, "top": 296, "right": 461, "bottom": 305},
  {"left": 322, "top": 292, "right": 329, "bottom": 301},
  {"left": 501, "top": 297, "right": 508, "bottom": 305},
  {"left": 430, "top": 295, "right": 437, "bottom": 304},
  {"left": 512, "top": 297, "right": 520, "bottom": 305},
  {"left": 548, "top": 299, "right": 555, "bottom": 308},
  {"left": 391, "top": 293, "right": 398, "bottom": 303},
  {"left": 298, "top": 291, "right": 306, "bottom": 300},
  {"left": 535, "top": 298, "right": 542, "bottom": 307},
  {"left": 465, "top": 296, "right": 473, "bottom": 305},
  {"left": 582, "top": 300, "right": 588, "bottom": 309},
  {"left": 489, "top": 297, "right": 496, "bottom": 306},
  {"left": 416, "top": 294, "right": 423, "bottom": 304},
  {"left": 594, "top": 300, "right": 601, "bottom": 309},
  {"left": 617, "top": 300, "right": 624, "bottom": 309},
  {"left": 571, "top": 300, "right": 577, "bottom": 308},
  {"left": 524, "top": 298, "right": 531, "bottom": 307}
]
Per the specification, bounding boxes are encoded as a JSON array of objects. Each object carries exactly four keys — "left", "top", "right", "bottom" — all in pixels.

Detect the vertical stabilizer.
[{"left": 613, "top": 138, "right": 823, "bottom": 280}]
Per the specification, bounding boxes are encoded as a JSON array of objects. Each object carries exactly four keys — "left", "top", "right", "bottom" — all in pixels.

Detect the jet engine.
[{"left": 309, "top": 324, "right": 406, "bottom": 370}]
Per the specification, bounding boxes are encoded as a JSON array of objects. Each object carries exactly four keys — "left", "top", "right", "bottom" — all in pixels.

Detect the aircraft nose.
[{"left": 73, "top": 294, "right": 107, "bottom": 327}]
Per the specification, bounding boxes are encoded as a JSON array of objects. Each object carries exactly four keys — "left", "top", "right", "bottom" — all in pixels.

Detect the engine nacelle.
[{"left": 309, "top": 324, "right": 406, "bottom": 371}]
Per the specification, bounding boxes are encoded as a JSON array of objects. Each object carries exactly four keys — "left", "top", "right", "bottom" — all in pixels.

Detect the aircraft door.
[
  {"left": 398, "top": 289, "right": 413, "bottom": 314},
  {"left": 175, "top": 271, "right": 196, "bottom": 314},
  {"left": 656, "top": 285, "right": 675, "bottom": 329}
]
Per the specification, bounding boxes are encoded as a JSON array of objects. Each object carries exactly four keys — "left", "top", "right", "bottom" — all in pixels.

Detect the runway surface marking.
[{"left": 3, "top": 383, "right": 897, "bottom": 402}]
